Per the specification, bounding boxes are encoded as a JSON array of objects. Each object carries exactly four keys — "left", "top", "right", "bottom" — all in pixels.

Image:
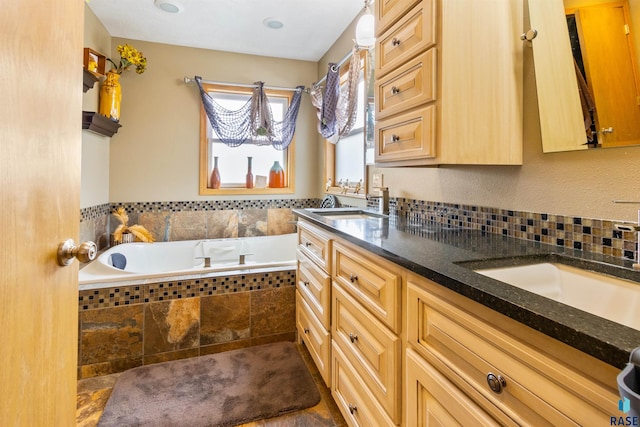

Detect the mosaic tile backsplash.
[{"left": 82, "top": 197, "right": 638, "bottom": 261}]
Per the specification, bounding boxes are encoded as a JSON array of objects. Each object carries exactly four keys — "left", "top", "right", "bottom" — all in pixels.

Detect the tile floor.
[{"left": 76, "top": 342, "right": 347, "bottom": 426}]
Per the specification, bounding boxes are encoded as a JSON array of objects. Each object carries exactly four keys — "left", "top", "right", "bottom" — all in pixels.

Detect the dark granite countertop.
[{"left": 293, "top": 208, "right": 640, "bottom": 369}]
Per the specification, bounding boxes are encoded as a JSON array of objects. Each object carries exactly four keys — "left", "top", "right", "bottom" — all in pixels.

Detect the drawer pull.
[
  {"left": 303, "top": 328, "right": 310, "bottom": 334},
  {"left": 304, "top": 241, "right": 312, "bottom": 247},
  {"left": 391, "top": 86, "right": 401, "bottom": 95},
  {"left": 348, "top": 403, "right": 358, "bottom": 414},
  {"left": 391, "top": 135, "right": 401, "bottom": 143},
  {"left": 349, "top": 333, "right": 358, "bottom": 343},
  {"left": 392, "top": 38, "right": 401, "bottom": 46},
  {"left": 486, "top": 373, "right": 506, "bottom": 394},
  {"left": 349, "top": 274, "right": 358, "bottom": 282},
  {"left": 302, "top": 281, "right": 310, "bottom": 286}
]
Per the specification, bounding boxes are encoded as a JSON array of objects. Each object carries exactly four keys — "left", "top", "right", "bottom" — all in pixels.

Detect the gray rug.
[{"left": 98, "top": 342, "right": 321, "bottom": 427}]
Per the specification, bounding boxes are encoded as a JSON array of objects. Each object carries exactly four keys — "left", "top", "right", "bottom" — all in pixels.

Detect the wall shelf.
[
  {"left": 82, "top": 111, "right": 121, "bottom": 137},
  {"left": 83, "top": 69, "right": 100, "bottom": 93}
]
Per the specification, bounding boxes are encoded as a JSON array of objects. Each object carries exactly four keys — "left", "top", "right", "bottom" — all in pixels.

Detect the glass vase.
[
  {"left": 246, "top": 157, "right": 254, "bottom": 189},
  {"left": 210, "top": 156, "right": 221, "bottom": 189},
  {"left": 99, "top": 71, "right": 122, "bottom": 122},
  {"left": 268, "top": 161, "right": 285, "bottom": 188}
]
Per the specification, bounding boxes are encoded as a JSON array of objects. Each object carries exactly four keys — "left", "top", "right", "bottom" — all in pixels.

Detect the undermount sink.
[
  {"left": 474, "top": 261, "right": 640, "bottom": 330},
  {"left": 309, "top": 209, "right": 387, "bottom": 220}
]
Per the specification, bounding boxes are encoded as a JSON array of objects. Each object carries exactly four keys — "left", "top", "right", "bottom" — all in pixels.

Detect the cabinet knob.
[
  {"left": 303, "top": 281, "right": 310, "bottom": 286},
  {"left": 349, "top": 333, "right": 358, "bottom": 343},
  {"left": 304, "top": 241, "right": 312, "bottom": 247},
  {"left": 392, "top": 38, "right": 401, "bottom": 46},
  {"left": 348, "top": 403, "right": 358, "bottom": 414},
  {"left": 391, "top": 86, "right": 401, "bottom": 95},
  {"left": 486, "top": 372, "right": 506, "bottom": 394},
  {"left": 349, "top": 273, "right": 358, "bottom": 282},
  {"left": 391, "top": 135, "right": 401, "bottom": 143},
  {"left": 303, "top": 328, "right": 310, "bottom": 334}
]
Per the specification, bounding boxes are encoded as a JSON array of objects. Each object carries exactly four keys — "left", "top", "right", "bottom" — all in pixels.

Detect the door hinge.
[{"left": 625, "top": 24, "right": 630, "bottom": 35}]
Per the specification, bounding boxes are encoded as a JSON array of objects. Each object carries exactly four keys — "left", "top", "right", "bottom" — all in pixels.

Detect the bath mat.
[{"left": 98, "top": 341, "right": 320, "bottom": 427}]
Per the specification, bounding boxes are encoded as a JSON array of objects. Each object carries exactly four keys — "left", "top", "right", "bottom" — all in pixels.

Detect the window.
[
  {"left": 325, "top": 49, "right": 374, "bottom": 198},
  {"left": 199, "top": 84, "right": 295, "bottom": 195}
]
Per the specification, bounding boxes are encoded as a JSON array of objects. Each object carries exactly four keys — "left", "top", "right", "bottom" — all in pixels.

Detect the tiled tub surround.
[
  {"left": 78, "top": 269, "right": 296, "bottom": 379},
  {"left": 79, "top": 199, "right": 321, "bottom": 250}
]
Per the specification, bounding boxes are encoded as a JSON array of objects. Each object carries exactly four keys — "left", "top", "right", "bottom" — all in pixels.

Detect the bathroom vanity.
[{"left": 294, "top": 208, "right": 640, "bottom": 426}]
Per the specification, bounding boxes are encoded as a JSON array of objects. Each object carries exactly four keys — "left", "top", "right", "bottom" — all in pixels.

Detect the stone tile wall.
[
  {"left": 78, "top": 269, "right": 296, "bottom": 379},
  {"left": 79, "top": 199, "right": 321, "bottom": 250}
]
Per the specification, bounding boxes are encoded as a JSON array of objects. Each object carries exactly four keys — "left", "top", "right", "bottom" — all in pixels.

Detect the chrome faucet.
[
  {"left": 367, "top": 187, "right": 389, "bottom": 215},
  {"left": 613, "top": 201, "right": 640, "bottom": 270}
]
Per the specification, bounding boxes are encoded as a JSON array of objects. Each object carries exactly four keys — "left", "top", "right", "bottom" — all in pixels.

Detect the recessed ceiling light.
[
  {"left": 263, "top": 17, "right": 284, "bottom": 30},
  {"left": 154, "top": 0, "right": 183, "bottom": 13}
]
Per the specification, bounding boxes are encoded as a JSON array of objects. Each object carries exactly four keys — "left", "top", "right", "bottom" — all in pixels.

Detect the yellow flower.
[
  {"left": 107, "top": 44, "right": 147, "bottom": 75},
  {"left": 112, "top": 206, "right": 155, "bottom": 243}
]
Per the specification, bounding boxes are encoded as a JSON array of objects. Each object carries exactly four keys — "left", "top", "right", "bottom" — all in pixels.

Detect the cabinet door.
[
  {"left": 297, "top": 250, "right": 331, "bottom": 329},
  {"left": 529, "top": 0, "right": 588, "bottom": 152},
  {"left": 406, "top": 349, "right": 506, "bottom": 427},
  {"left": 298, "top": 221, "right": 332, "bottom": 272},
  {"left": 297, "top": 292, "right": 331, "bottom": 386},
  {"left": 332, "top": 283, "right": 401, "bottom": 423},
  {"left": 439, "top": 0, "right": 523, "bottom": 164}
]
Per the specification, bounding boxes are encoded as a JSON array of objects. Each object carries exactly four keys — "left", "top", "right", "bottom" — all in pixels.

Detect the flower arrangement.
[
  {"left": 107, "top": 44, "right": 147, "bottom": 75},
  {"left": 112, "top": 207, "right": 155, "bottom": 243}
]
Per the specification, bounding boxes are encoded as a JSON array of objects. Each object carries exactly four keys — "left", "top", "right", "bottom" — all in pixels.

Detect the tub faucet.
[
  {"left": 367, "top": 187, "right": 389, "bottom": 215},
  {"left": 197, "top": 256, "right": 211, "bottom": 268}
]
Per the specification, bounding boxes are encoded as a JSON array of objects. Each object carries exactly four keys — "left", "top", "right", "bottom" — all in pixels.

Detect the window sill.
[{"left": 200, "top": 187, "right": 295, "bottom": 196}]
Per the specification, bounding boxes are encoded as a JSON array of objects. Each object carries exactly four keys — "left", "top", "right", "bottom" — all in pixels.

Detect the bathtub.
[{"left": 79, "top": 233, "right": 297, "bottom": 290}]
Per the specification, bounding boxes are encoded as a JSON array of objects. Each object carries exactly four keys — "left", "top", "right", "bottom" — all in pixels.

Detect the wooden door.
[
  {"left": 0, "top": 0, "right": 83, "bottom": 425},
  {"left": 576, "top": 2, "right": 640, "bottom": 147}
]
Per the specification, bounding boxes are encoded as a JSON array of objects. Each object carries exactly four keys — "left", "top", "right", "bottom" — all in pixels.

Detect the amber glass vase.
[
  {"left": 99, "top": 71, "right": 122, "bottom": 122},
  {"left": 268, "top": 161, "right": 285, "bottom": 188},
  {"left": 210, "top": 156, "right": 221, "bottom": 189}
]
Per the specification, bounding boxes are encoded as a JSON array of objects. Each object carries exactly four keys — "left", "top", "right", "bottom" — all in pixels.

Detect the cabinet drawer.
[
  {"left": 406, "top": 279, "right": 619, "bottom": 426},
  {"left": 296, "top": 291, "right": 331, "bottom": 387},
  {"left": 332, "top": 241, "right": 403, "bottom": 333},
  {"left": 376, "top": 0, "right": 422, "bottom": 36},
  {"left": 376, "top": 0, "right": 436, "bottom": 78},
  {"left": 376, "top": 49, "right": 436, "bottom": 120},
  {"left": 406, "top": 348, "right": 506, "bottom": 427},
  {"left": 297, "top": 250, "right": 331, "bottom": 329},
  {"left": 332, "top": 342, "right": 396, "bottom": 427},
  {"left": 297, "top": 221, "right": 332, "bottom": 272},
  {"left": 332, "top": 283, "right": 401, "bottom": 423},
  {"left": 375, "top": 105, "right": 435, "bottom": 163}
]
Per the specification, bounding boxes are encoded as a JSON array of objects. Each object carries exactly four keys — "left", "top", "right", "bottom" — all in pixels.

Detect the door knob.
[{"left": 57, "top": 239, "right": 97, "bottom": 266}]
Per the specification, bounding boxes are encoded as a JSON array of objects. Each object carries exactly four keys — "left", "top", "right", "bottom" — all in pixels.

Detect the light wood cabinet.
[
  {"left": 296, "top": 221, "right": 333, "bottom": 386},
  {"left": 374, "top": 0, "right": 523, "bottom": 166},
  {"left": 406, "top": 274, "right": 620, "bottom": 426},
  {"left": 296, "top": 217, "right": 620, "bottom": 426},
  {"left": 406, "top": 348, "right": 505, "bottom": 426}
]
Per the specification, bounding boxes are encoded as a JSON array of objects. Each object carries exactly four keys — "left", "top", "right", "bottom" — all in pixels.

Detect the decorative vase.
[
  {"left": 268, "top": 161, "right": 285, "bottom": 188},
  {"left": 210, "top": 156, "right": 221, "bottom": 189},
  {"left": 99, "top": 71, "right": 122, "bottom": 122},
  {"left": 246, "top": 157, "right": 254, "bottom": 189}
]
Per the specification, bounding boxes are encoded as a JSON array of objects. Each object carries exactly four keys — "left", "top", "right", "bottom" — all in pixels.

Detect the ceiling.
[{"left": 87, "top": 0, "right": 366, "bottom": 62}]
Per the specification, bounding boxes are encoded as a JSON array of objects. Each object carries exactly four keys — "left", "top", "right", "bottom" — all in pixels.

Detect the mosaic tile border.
[
  {"left": 80, "top": 203, "right": 111, "bottom": 222},
  {"left": 79, "top": 269, "right": 296, "bottom": 311},
  {"left": 392, "top": 198, "right": 639, "bottom": 261},
  {"left": 109, "top": 198, "right": 321, "bottom": 214}
]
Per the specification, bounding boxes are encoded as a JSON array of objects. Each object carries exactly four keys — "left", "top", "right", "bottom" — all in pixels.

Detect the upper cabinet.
[
  {"left": 374, "top": 0, "right": 524, "bottom": 166},
  {"left": 531, "top": 0, "right": 640, "bottom": 152}
]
